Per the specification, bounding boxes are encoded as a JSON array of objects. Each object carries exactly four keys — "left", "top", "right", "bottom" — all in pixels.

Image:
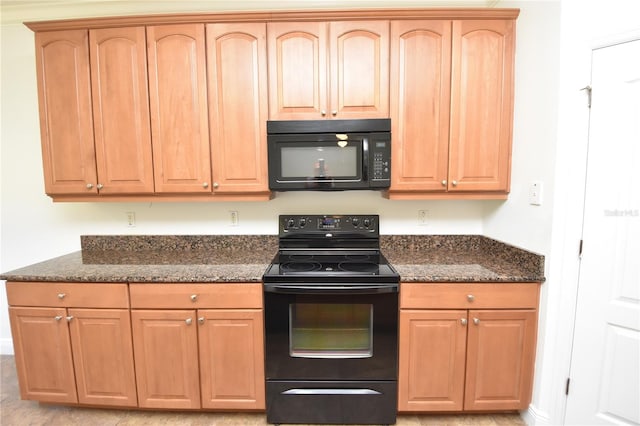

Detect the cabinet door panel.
[
  {"left": 8, "top": 307, "right": 77, "bottom": 403},
  {"left": 464, "top": 309, "right": 537, "bottom": 410},
  {"left": 90, "top": 27, "right": 154, "bottom": 194},
  {"left": 207, "top": 23, "right": 269, "bottom": 194},
  {"left": 398, "top": 310, "right": 466, "bottom": 411},
  {"left": 267, "top": 22, "right": 328, "bottom": 120},
  {"left": 148, "top": 24, "right": 211, "bottom": 193},
  {"left": 198, "top": 309, "right": 265, "bottom": 409},
  {"left": 35, "top": 30, "right": 97, "bottom": 195},
  {"left": 449, "top": 20, "right": 514, "bottom": 192},
  {"left": 69, "top": 308, "right": 137, "bottom": 406},
  {"left": 390, "top": 20, "right": 451, "bottom": 192},
  {"left": 330, "top": 21, "right": 389, "bottom": 118},
  {"left": 131, "top": 310, "right": 200, "bottom": 409}
]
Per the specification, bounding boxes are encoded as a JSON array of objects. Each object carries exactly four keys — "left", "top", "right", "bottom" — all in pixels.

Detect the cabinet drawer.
[
  {"left": 6, "top": 282, "right": 129, "bottom": 308},
  {"left": 129, "top": 283, "right": 263, "bottom": 309},
  {"left": 400, "top": 283, "right": 539, "bottom": 309}
]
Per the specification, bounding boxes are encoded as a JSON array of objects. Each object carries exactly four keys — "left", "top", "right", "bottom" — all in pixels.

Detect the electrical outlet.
[
  {"left": 126, "top": 211, "right": 136, "bottom": 227},
  {"left": 529, "top": 181, "right": 543, "bottom": 206},
  {"left": 418, "top": 209, "right": 428, "bottom": 225},
  {"left": 229, "top": 210, "right": 239, "bottom": 226}
]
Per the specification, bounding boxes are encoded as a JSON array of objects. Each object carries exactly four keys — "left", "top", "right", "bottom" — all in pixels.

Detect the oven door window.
[{"left": 289, "top": 303, "right": 373, "bottom": 358}]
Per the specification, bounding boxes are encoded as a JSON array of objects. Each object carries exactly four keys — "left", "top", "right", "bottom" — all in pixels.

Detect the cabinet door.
[
  {"left": 89, "top": 27, "right": 155, "bottom": 194},
  {"left": 131, "top": 310, "right": 201, "bottom": 409},
  {"left": 68, "top": 308, "right": 137, "bottom": 406},
  {"left": 147, "top": 24, "right": 212, "bottom": 193},
  {"left": 35, "top": 30, "right": 97, "bottom": 195},
  {"left": 390, "top": 20, "right": 451, "bottom": 193},
  {"left": 207, "top": 23, "right": 269, "bottom": 194},
  {"left": 464, "top": 309, "right": 537, "bottom": 410},
  {"left": 198, "top": 309, "right": 266, "bottom": 409},
  {"left": 398, "top": 310, "right": 466, "bottom": 412},
  {"left": 449, "top": 20, "right": 515, "bottom": 193},
  {"left": 329, "top": 21, "right": 389, "bottom": 119},
  {"left": 8, "top": 307, "right": 77, "bottom": 403},
  {"left": 267, "top": 22, "right": 328, "bottom": 120}
]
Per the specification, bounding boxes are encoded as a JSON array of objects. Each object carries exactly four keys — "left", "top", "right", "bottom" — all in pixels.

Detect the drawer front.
[
  {"left": 6, "top": 282, "right": 129, "bottom": 308},
  {"left": 129, "top": 283, "right": 263, "bottom": 309},
  {"left": 400, "top": 283, "right": 540, "bottom": 309}
]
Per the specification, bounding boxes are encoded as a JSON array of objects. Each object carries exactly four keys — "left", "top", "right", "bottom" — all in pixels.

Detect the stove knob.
[
  {"left": 352, "top": 218, "right": 359, "bottom": 227},
  {"left": 287, "top": 219, "right": 295, "bottom": 229},
  {"left": 299, "top": 218, "right": 307, "bottom": 227},
  {"left": 363, "top": 218, "right": 371, "bottom": 228}
]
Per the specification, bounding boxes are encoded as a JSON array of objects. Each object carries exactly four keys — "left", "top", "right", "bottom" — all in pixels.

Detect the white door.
[{"left": 565, "top": 39, "right": 640, "bottom": 425}]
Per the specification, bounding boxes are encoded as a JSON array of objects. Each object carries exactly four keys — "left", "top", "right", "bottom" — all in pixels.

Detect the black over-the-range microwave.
[{"left": 267, "top": 118, "right": 391, "bottom": 191}]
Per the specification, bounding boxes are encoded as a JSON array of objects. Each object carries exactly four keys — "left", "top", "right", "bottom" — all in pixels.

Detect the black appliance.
[
  {"left": 263, "top": 214, "right": 399, "bottom": 425},
  {"left": 267, "top": 119, "right": 391, "bottom": 191}
]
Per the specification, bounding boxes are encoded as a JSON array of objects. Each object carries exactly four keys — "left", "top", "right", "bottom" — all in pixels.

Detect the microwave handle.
[{"left": 362, "top": 137, "right": 369, "bottom": 181}]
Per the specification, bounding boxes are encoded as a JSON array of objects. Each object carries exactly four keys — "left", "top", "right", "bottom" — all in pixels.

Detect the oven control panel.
[{"left": 280, "top": 214, "right": 378, "bottom": 234}]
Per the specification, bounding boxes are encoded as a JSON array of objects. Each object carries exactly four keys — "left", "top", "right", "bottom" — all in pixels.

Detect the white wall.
[{"left": 1, "top": 0, "right": 565, "bottom": 421}]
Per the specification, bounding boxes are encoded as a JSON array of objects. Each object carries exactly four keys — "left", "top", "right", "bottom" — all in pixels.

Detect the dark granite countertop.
[{"left": 0, "top": 234, "right": 544, "bottom": 284}]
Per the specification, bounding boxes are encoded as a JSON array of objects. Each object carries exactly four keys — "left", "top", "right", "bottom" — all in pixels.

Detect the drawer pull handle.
[
  {"left": 198, "top": 317, "right": 205, "bottom": 325},
  {"left": 54, "top": 315, "right": 63, "bottom": 321},
  {"left": 473, "top": 317, "right": 480, "bottom": 325},
  {"left": 66, "top": 316, "right": 74, "bottom": 322},
  {"left": 461, "top": 318, "right": 468, "bottom": 326},
  {"left": 57, "top": 293, "right": 66, "bottom": 299},
  {"left": 190, "top": 294, "right": 198, "bottom": 302},
  {"left": 467, "top": 294, "right": 475, "bottom": 302},
  {"left": 185, "top": 318, "right": 193, "bottom": 325}
]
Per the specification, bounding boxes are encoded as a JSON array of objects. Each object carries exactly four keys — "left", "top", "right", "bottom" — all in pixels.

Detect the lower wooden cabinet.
[
  {"left": 398, "top": 283, "right": 540, "bottom": 412},
  {"left": 7, "top": 282, "right": 137, "bottom": 406},
  {"left": 130, "top": 283, "right": 265, "bottom": 410}
]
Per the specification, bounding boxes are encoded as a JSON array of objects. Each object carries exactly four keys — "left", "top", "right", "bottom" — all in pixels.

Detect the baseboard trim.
[{"left": 523, "top": 403, "right": 552, "bottom": 425}]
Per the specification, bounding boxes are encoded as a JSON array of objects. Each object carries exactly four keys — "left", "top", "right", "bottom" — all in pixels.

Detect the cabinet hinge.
[
  {"left": 565, "top": 378, "right": 571, "bottom": 395},
  {"left": 579, "top": 239, "right": 584, "bottom": 258}
]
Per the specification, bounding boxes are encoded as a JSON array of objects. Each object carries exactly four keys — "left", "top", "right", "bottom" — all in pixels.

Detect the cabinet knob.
[
  {"left": 66, "top": 316, "right": 74, "bottom": 322},
  {"left": 461, "top": 318, "right": 468, "bottom": 326},
  {"left": 213, "top": 182, "right": 219, "bottom": 188},
  {"left": 185, "top": 318, "right": 193, "bottom": 325},
  {"left": 54, "top": 315, "right": 63, "bottom": 321},
  {"left": 331, "top": 110, "right": 337, "bottom": 116},
  {"left": 321, "top": 110, "right": 327, "bottom": 116},
  {"left": 467, "top": 294, "right": 475, "bottom": 302},
  {"left": 452, "top": 180, "right": 458, "bottom": 187},
  {"left": 97, "top": 183, "right": 104, "bottom": 189},
  {"left": 203, "top": 182, "right": 209, "bottom": 188},
  {"left": 57, "top": 293, "right": 66, "bottom": 299},
  {"left": 441, "top": 180, "right": 447, "bottom": 186},
  {"left": 86, "top": 183, "right": 93, "bottom": 189},
  {"left": 473, "top": 317, "right": 480, "bottom": 325},
  {"left": 190, "top": 294, "right": 198, "bottom": 302},
  {"left": 198, "top": 317, "right": 205, "bottom": 325}
]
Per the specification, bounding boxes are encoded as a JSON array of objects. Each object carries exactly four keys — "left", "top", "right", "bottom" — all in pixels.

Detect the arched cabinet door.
[{"left": 206, "top": 23, "right": 269, "bottom": 195}]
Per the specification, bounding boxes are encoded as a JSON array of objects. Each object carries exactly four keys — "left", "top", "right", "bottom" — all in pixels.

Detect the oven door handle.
[{"left": 263, "top": 284, "right": 398, "bottom": 295}]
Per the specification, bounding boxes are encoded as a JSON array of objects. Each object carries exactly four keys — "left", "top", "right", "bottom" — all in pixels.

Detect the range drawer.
[
  {"left": 400, "top": 282, "right": 540, "bottom": 309},
  {"left": 129, "top": 283, "right": 263, "bottom": 309},
  {"left": 6, "top": 282, "right": 129, "bottom": 308}
]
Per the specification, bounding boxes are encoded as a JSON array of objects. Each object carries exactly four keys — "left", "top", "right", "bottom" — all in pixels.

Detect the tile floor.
[{"left": 1, "top": 355, "right": 526, "bottom": 426}]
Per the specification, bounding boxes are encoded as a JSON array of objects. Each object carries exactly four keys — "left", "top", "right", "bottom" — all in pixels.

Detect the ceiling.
[{"left": 1, "top": 0, "right": 504, "bottom": 25}]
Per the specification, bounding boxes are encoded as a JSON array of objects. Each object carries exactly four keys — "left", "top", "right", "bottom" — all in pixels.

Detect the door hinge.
[
  {"left": 565, "top": 377, "right": 571, "bottom": 395},
  {"left": 579, "top": 239, "right": 584, "bottom": 258},
  {"left": 581, "top": 85, "right": 592, "bottom": 108}
]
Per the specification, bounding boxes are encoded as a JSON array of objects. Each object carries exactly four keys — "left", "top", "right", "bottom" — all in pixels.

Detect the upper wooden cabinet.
[
  {"left": 206, "top": 23, "right": 270, "bottom": 195},
  {"left": 147, "top": 24, "right": 212, "bottom": 193},
  {"left": 90, "top": 27, "right": 155, "bottom": 194},
  {"left": 35, "top": 30, "right": 96, "bottom": 195},
  {"left": 389, "top": 18, "right": 516, "bottom": 199},
  {"left": 267, "top": 21, "right": 389, "bottom": 120}
]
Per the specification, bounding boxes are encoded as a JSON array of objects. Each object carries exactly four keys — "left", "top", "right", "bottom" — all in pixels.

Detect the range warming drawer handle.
[
  {"left": 264, "top": 284, "right": 398, "bottom": 295},
  {"left": 282, "top": 388, "right": 382, "bottom": 395}
]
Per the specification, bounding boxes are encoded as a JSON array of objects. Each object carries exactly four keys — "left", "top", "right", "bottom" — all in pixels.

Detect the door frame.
[{"left": 529, "top": 28, "right": 640, "bottom": 426}]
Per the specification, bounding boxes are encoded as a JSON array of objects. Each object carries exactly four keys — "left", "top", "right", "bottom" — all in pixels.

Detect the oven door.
[
  {"left": 267, "top": 133, "right": 369, "bottom": 190},
  {"left": 264, "top": 283, "right": 398, "bottom": 381}
]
